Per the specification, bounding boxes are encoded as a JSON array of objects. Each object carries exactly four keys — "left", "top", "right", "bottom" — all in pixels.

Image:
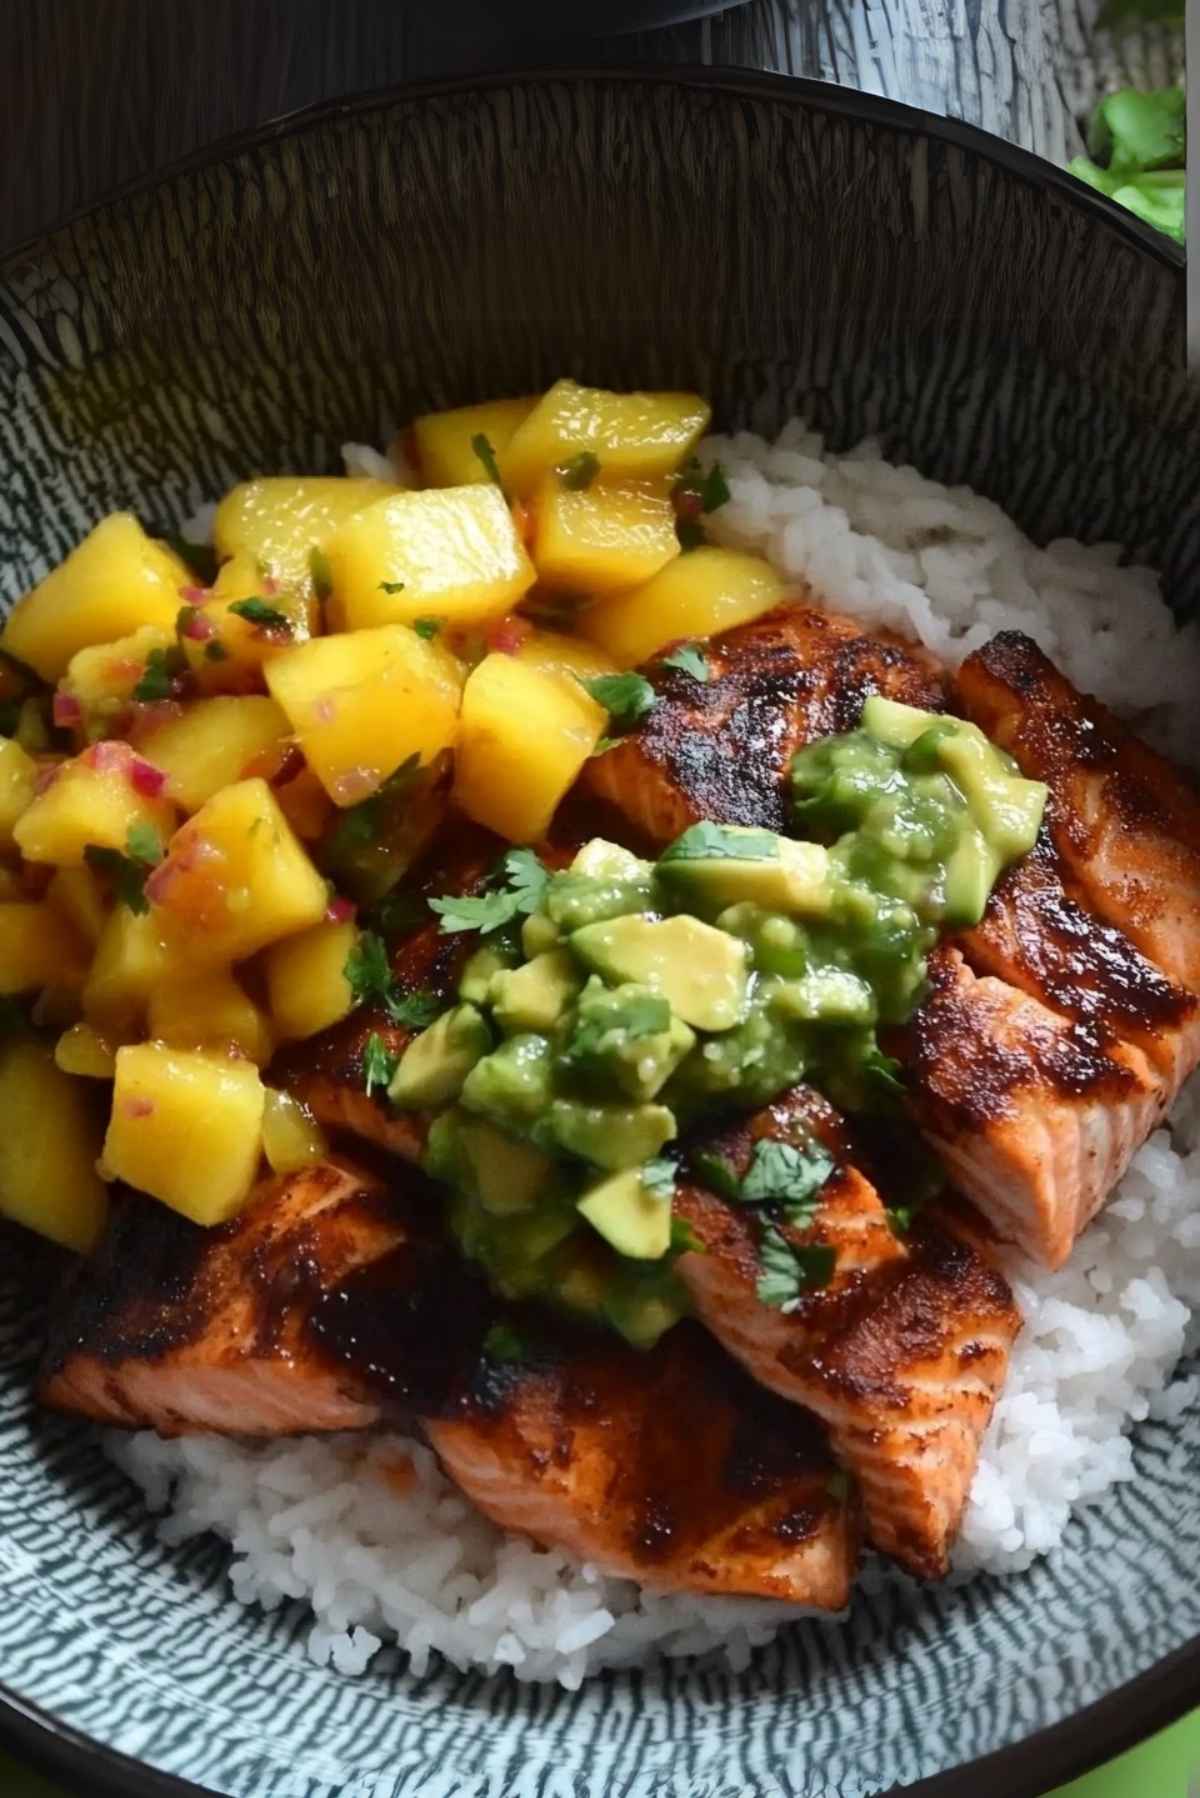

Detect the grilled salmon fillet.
[
  {"left": 673, "top": 1089, "right": 1019, "bottom": 1579},
  {"left": 957, "top": 631, "right": 1200, "bottom": 993},
  {"left": 585, "top": 604, "right": 947, "bottom": 842},
  {"left": 427, "top": 1321, "right": 859, "bottom": 1606},
  {"left": 39, "top": 1161, "right": 411, "bottom": 1435}
]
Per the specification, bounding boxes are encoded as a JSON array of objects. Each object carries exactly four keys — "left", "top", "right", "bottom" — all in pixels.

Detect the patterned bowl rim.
[{"left": 0, "top": 62, "right": 1191, "bottom": 1798}]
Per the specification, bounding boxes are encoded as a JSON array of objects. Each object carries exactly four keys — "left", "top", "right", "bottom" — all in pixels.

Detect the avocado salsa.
[{"left": 391, "top": 697, "right": 1047, "bottom": 1347}]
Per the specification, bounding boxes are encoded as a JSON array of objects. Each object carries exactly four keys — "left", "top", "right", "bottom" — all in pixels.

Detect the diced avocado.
[
  {"left": 542, "top": 1097, "right": 675, "bottom": 1170},
  {"left": 490, "top": 949, "right": 581, "bottom": 1035},
  {"left": 577, "top": 1165, "right": 672, "bottom": 1260},
  {"left": 456, "top": 1116, "right": 556, "bottom": 1215},
  {"left": 457, "top": 936, "right": 520, "bottom": 1006},
  {"left": 447, "top": 1182, "right": 579, "bottom": 1299},
  {"left": 657, "top": 822, "right": 832, "bottom": 917},
  {"left": 602, "top": 1272, "right": 689, "bottom": 1348},
  {"left": 569, "top": 913, "right": 749, "bottom": 1032},
  {"left": 774, "top": 966, "right": 876, "bottom": 1025},
  {"left": 544, "top": 1239, "right": 612, "bottom": 1319},
  {"left": 520, "top": 910, "right": 561, "bottom": 957},
  {"left": 545, "top": 868, "right": 657, "bottom": 932},
  {"left": 459, "top": 1032, "right": 554, "bottom": 1129},
  {"left": 934, "top": 727, "right": 1047, "bottom": 862},
  {"left": 940, "top": 823, "right": 1001, "bottom": 926},
  {"left": 570, "top": 837, "right": 652, "bottom": 883},
  {"left": 861, "top": 694, "right": 941, "bottom": 749},
  {"left": 565, "top": 977, "right": 696, "bottom": 1100},
  {"left": 388, "top": 1004, "right": 491, "bottom": 1109}
]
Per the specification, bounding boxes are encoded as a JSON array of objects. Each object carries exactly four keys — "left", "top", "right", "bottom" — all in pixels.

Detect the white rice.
[{"left": 109, "top": 420, "right": 1200, "bottom": 1682}]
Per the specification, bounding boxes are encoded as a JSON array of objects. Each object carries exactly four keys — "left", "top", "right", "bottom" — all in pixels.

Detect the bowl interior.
[{"left": 0, "top": 71, "right": 1197, "bottom": 1798}]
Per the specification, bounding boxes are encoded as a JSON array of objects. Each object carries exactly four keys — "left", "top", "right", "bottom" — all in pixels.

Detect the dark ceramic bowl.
[{"left": 0, "top": 68, "right": 1197, "bottom": 1798}]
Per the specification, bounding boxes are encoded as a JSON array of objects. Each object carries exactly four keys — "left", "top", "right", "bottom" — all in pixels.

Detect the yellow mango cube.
[
  {"left": 326, "top": 486, "right": 536, "bottom": 633},
  {"left": 263, "top": 918, "right": 357, "bottom": 1041},
  {"left": 14, "top": 744, "right": 176, "bottom": 868},
  {"left": 453, "top": 653, "right": 605, "bottom": 843},
  {"left": 514, "top": 629, "right": 619, "bottom": 692},
  {"left": 0, "top": 737, "right": 37, "bottom": 848},
  {"left": 101, "top": 1045, "right": 265, "bottom": 1225},
  {"left": 149, "top": 778, "right": 328, "bottom": 964},
  {"left": 261, "top": 1088, "right": 329, "bottom": 1175},
  {"left": 137, "top": 696, "right": 292, "bottom": 813},
  {"left": 0, "top": 1038, "right": 109, "bottom": 1251},
  {"left": 61, "top": 623, "right": 174, "bottom": 732},
  {"left": 0, "top": 902, "right": 89, "bottom": 993},
  {"left": 147, "top": 967, "right": 274, "bottom": 1065},
  {"left": 580, "top": 546, "right": 786, "bottom": 666},
  {"left": 413, "top": 396, "right": 537, "bottom": 487},
  {"left": 55, "top": 1022, "right": 118, "bottom": 1080},
  {"left": 532, "top": 478, "right": 678, "bottom": 595},
  {"left": 181, "top": 552, "right": 314, "bottom": 694},
  {"left": 0, "top": 515, "right": 189, "bottom": 682},
  {"left": 502, "top": 380, "right": 710, "bottom": 497},
  {"left": 214, "top": 476, "right": 399, "bottom": 592},
  {"left": 82, "top": 907, "right": 176, "bottom": 1038},
  {"left": 266, "top": 626, "right": 460, "bottom": 806},
  {"left": 47, "top": 866, "right": 110, "bottom": 946}
]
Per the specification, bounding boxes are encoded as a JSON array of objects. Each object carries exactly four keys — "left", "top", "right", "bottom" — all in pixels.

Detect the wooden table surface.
[{"left": 0, "top": 0, "right": 1181, "bottom": 256}]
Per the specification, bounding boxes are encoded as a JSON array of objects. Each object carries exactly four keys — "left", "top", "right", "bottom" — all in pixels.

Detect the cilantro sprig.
[
  {"left": 641, "top": 1156, "right": 677, "bottom": 1200},
  {"left": 558, "top": 450, "right": 600, "bottom": 491},
  {"left": 740, "top": 1139, "right": 835, "bottom": 1218},
  {"left": 84, "top": 823, "right": 164, "bottom": 914},
  {"left": 577, "top": 672, "right": 657, "bottom": 728},
  {"left": 756, "top": 1225, "right": 836, "bottom": 1309},
  {"left": 660, "top": 643, "right": 711, "bottom": 682},
  {"left": 229, "top": 598, "right": 293, "bottom": 636},
  {"left": 132, "top": 646, "right": 186, "bottom": 703},
  {"left": 471, "top": 433, "right": 503, "bottom": 488},
  {"left": 344, "top": 930, "right": 440, "bottom": 1027},
  {"left": 429, "top": 848, "right": 549, "bottom": 936},
  {"left": 362, "top": 1032, "right": 399, "bottom": 1098}
]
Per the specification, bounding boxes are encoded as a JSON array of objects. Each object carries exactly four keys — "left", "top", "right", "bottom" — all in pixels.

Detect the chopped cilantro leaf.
[
  {"left": 677, "top": 517, "right": 706, "bottom": 552},
  {"left": 756, "top": 1225, "right": 836, "bottom": 1308},
  {"left": 886, "top": 1204, "right": 915, "bottom": 1237},
  {"left": 126, "top": 821, "right": 164, "bottom": 865},
  {"left": 132, "top": 646, "right": 184, "bottom": 703},
  {"left": 566, "top": 992, "right": 671, "bottom": 1065},
  {"left": 84, "top": 824, "right": 163, "bottom": 915},
  {"left": 362, "top": 1031, "right": 399, "bottom": 1098},
  {"left": 558, "top": 450, "right": 600, "bottom": 491},
  {"left": 471, "top": 432, "right": 503, "bottom": 488},
  {"left": 660, "top": 643, "right": 710, "bottom": 682},
  {"left": 429, "top": 847, "right": 549, "bottom": 936},
  {"left": 688, "top": 1147, "right": 742, "bottom": 1202},
  {"left": 379, "top": 580, "right": 406, "bottom": 595},
  {"left": 386, "top": 989, "right": 441, "bottom": 1029},
  {"left": 676, "top": 456, "right": 731, "bottom": 514},
  {"left": 589, "top": 736, "right": 620, "bottom": 759},
  {"left": 229, "top": 598, "right": 293, "bottom": 635},
  {"left": 661, "top": 821, "right": 778, "bottom": 865},
  {"left": 309, "top": 547, "right": 333, "bottom": 601},
  {"left": 204, "top": 640, "right": 229, "bottom": 663},
  {"left": 863, "top": 1047, "right": 905, "bottom": 1096},
  {"left": 344, "top": 931, "right": 393, "bottom": 1009},
  {"left": 740, "top": 1139, "right": 834, "bottom": 1218},
  {"left": 482, "top": 1322, "right": 528, "bottom": 1363},
  {"left": 641, "top": 1156, "right": 676, "bottom": 1200},
  {"left": 412, "top": 617, "right": 441, "bottom": 640},
  {"left": 577, "top": 672, "right": 656, "bottom": 727},
  {"left": 670, "top": 1215, "right": 704, "bottom": 1255}
]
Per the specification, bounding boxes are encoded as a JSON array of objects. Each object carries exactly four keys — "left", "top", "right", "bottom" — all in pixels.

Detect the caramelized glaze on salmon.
[
  {"left": 673, "top": 1089, "right": 1019, "bottom": 1578},
  {"left": 957, "top": 632, "right": 1200, "bottom": 993},
  {"left": 585, "top": 604, "right": 946, "bottom": 843}
]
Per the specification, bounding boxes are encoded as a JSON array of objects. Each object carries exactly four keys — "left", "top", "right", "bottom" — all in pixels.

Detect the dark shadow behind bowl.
[{"left": 0, "top": 68, "right": 1196, "bottom": 1798}]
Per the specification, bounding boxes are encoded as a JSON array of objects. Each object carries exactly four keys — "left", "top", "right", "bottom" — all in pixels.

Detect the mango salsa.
[
  {"left": 502, "top": 380, "right": 710, "bottom": 497},
  {"left": 413, "top": 397, "right": 537, "bottom": 487},
  {"left": 46, "top": 865, "right": 110, "bottom": 946},
  {"left": 0, "top": 736, "right": 37, "bottom": 848},
  {"left": 514, "top": 629, "right": 619, "bottom": 692},
  {"left": 82, "top": 906, "right": 176, "bottom": 1038},
  {"left": 180, "top": 551, "right": 314, "bottom": 693},
  {"left": 137, "top": 696, "right": 292, "bottom": 813},
  {"left": 580, "top": 546, "right": 785, "bottom": 666},
  {"left": 13, "top": 742, "right": 176, "bottom": 869},
  {"left": 532, "top": 478, "right": 678, "bottom": 595},
  {"left": 0, "top": 1038, "right": 109, "bottom": 1250},
  {"left": 61, "top": 623, "right": 174, "bottom": 734},
  {"left": 147, "top": 967, "right": 275, "bottom": 1065},
  {"left": 54, "top": 1021, "right": 119, "bottom": 1080},
  {"left": 0, "top": 902, "right": 89, "bottom": 993},
  {"left": 325, "top": 486, "right": 536, "bottom": 632},
  {"left": 263, "top": 917, "right": 357, "bottom": 1041},
  {"left": 0, "top": 515, "right": 189, "bottom": 682},
  {"left": 266, "top": 625, "right": 461, "bottom": 805},
  {"left": 453, "top": 652, "right": 605, "bottom": 843},
  {"left": 213, "top": 475, "right": 399, "bottom": 592},
  {"left": 101, "top": 1044, "right": 265, "bottom": 1225}
]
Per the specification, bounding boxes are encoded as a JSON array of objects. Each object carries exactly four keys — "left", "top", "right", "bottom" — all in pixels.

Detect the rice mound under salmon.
[{"left": 107, "top": 422, "right": 1200, "bottom": 1687}]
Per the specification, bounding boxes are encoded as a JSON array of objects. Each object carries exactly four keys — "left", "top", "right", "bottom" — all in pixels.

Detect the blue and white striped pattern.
[{"left": 0, "top": 73, "right": 1197, "bottom": 1798}]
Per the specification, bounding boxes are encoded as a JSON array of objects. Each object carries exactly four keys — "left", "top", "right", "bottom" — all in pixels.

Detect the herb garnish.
[
  {"left": 577, "top": 671, "right": 657, "bottom": 727},
  {"left": 132, "top": 647, "right": 185, "bottom": 703},
  {"left": 344, "top": 929, "right": 440, "bottom": 1027},
  {"left": 204, "top": 640, "right": 229, "bottom": 663},
  {"left": 84, "top": 823, "right": 164, "bottom": 915},
  {"left": 688, "top": 1147, "right": 742, "bottom": 1202},
  {"left": 386, "top": 989, "right": 441, "bottom": 1029},
  {"left": 660, "top": 643, "right": 711, "bottom": 682},
  {"left": 566, "top": 992, "right": 670, "bottom": 1063},
  {"left": 756, "top": 1225, "right": 836, "bottom": 1309},
  {"left": 482, "top": 1322, "right": 529, "bottom": 1363},
  {"left": 229, "top": 598, "right": 293, "bottom": 636},
  {"left": 429, "top": 847, "right": 549, "bottom": 936},
  {"left": 471, "top": 432, "right": 503, "bottom": 488},
  {"left": 675, "top": 457, "right": 731, "bottom": 515},
  {"left": 362, "top": 1031, "right": 399, "bottom": 1098},
  {"left": 641, "top": 1157, "right": 677, "bottom": 1200},
  {"left": 325, "top": 755, "right": 422, "bottom": 861},
  {"left": 379, "top": 581, "right": 406, "bottom": 595},
  {"left": 558, "top": 450, "right": 600, "bottom": 491},
  {"left": 740, "top": 1139, "right": 835, "bottom": 1217},
  {"left": 412, "top": 617, "right": 441, "bottom": 640},
  {"left": 660, "top": 821, "right": 778, "bottom": 864}
]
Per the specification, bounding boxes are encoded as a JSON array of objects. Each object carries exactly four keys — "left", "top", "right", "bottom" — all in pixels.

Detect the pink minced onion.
[
  {"left": 325, "top": 896, "right": 357, "bottom": 925},
  {"left": 129, "top": 757, "right": 168, "bottom": 798},
  {"left": 179, "top": 608, "right": 215, "bottom": 642},
  {"left": 52, "top": 691, "right": 82, "bottom": 727}
]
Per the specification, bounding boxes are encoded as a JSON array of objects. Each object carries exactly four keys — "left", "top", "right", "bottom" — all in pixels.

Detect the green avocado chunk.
[
  {"left": 459, "top": 1032, "right": 554, "bottom": 1128},
  {"left": 569, "top": 913, "right": 749, "bottom": 1032},
  {"left": 577, "top": 1165, "right": 672, "bottom": 1260},
  {"left": 940, "top": 823, "right": 1001, "bottom": 926},
  {"left": 490, "top": 948, "right": 581, "bottom": 1035},
  {"left": 565, "top": 977, "right": 696, "bottom": 1100},
  {"left": 387, "top": 1003, "right": 491, "bottom": 1109},
  {"left": 457, "top": 936, "right": 519, "bottom": 1006},
  {"left": 657, "top": 822, "right": 832, "bottom": 917},
  {"left": 541, "top": 1097, "right": 675, "bottom": 1170},
  {"left": 859, "top": 694, "right": 940, "bottom": 749},
  {"left": 933, "top": 728, "right": 1047, "bottom": 861},
  {"left": 455, "top": 1116, "right": 556, "bottom": 1215}
]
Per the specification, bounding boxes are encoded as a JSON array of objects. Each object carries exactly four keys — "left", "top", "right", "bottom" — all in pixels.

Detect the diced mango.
[
  {"left": 502, "top": 380, "right": 710, "bottom": 497},
  {"left": 149, "top": 778, "right": 328, "bottom": 964},
  {"left": 0, "top": 902, "right": 89, "bottom": 993},
  {"left": 101, "top": 1045, "right": 265, "bottom": 1226},
  {"left": 180, "top": 552, "right": 314, "bottom": 694},
  {"left": 213, "top": 476, "right": 400, "bottom": 592},
  {"left": 55, "top": 1021, "right": 118, "bottom": 1079},
  {"left": 580, "top": 546, "right": 786, "bottom": 666},
  {"left": 0, "top": 1038, "right": 109, "bottom": 1250},
  {"left": 136, "top": 696, "right": 292, "bottom": 813},
  {"left": 413, "top": 396, "right": 538, "bottom": 487},
  {"left": 261, "top": 1087, "right": 329, "bottom": 1175},
  {"left": 532, "top": 478, "right": 678, "bottom": 595},
  {"left": 514, "top": 630, "right": 619, "bottom": 693},
  {"left": 147, "top": 966, "right": 274, "bottom": 1065},
  {"left": 326, "top": 486, "right": 536, "bottom": 633},
  {"left": 47, "top": 866, "right": 110, "bottom": 946},
  {"left": 275, "top": 766, "right": 335, "bottom": 843},
  {"left": 61, "top": 624, "right": 174, "bottom": 734},
  {"left": 263, "top": 918, "right": 357, "bottom": 1041},
  {"left": 266, "top": 626, "right": 461, "bottom": 806},
  {"left": 0, "top": 515, "right": 189, "bottom": 682},
  {"left": 0, "top": 737, "right": 37, "bottom": 848},
  {"left": 82, "top": 907, "right": 176, "bottom": 1037},
  {"left": 453, "top": 653, "right": 605, "bottom": 843},
  {"left": 13, "top": 744, "right": 176, "bottom": 869}
]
